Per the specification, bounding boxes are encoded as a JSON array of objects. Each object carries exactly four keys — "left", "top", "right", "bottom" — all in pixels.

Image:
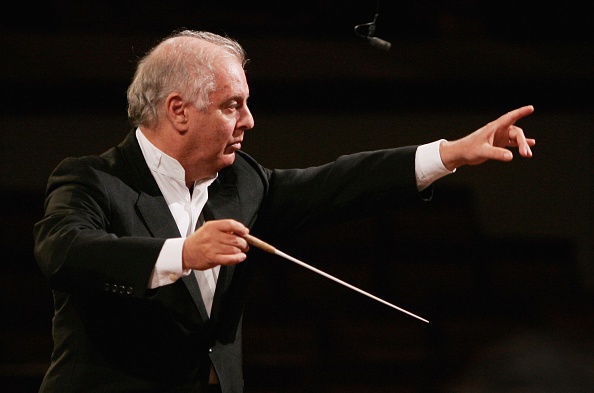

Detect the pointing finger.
[{"left": 499, "top": 105, "right": 535, "bottom": 126}]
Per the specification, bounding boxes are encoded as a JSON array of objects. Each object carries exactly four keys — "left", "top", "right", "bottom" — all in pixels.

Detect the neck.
[{"left": 139, "top": 126, "right": 217, "bottom": 185}]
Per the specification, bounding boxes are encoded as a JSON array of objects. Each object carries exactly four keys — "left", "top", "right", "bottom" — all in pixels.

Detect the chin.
[{"left": 219, "top": 153, "right": 236, "bottom": 169}]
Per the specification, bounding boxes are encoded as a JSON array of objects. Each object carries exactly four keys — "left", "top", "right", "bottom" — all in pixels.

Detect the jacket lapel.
[
  {"left": 117, "top": 131, "right": 180, "bottom": 238},
  {"left": 135, "top": 193, "right": 180, "bottom": 238},
  {"left": 119, "top": 131, "right": 211, "bottom": 319},
  {"left": 120, "top": 131, "right": 244, "bottom": 322},
  {"left": 204, "top": 176, "right": 242, "bottom": 319},
  {"left": 181, "top": 274, "right": 210, "bottom": 321}
]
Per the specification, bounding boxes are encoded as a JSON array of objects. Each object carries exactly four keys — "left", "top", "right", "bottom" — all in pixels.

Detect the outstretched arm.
[{"left": 439, "top": 105, "right": 536, "bottom": 171}]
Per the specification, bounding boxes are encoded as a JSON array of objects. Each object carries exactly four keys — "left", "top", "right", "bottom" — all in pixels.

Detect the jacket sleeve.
[
  {"left": 33, "top": 156, "right": 163, "bottom": 299},
  {"left": 254, "top": 145, "right": 425, "bottom": 239}
]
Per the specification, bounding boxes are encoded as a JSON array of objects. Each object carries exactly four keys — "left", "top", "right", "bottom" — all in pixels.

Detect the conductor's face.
[{"left": 186, "top": 57, "right": 254, "bottom": 178}]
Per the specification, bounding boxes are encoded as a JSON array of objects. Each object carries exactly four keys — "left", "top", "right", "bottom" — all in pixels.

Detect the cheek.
[
  {"left": 208, "top": 127, "right": 234, "bottom": 154},
  {"left": 199, "top": 122, "right": 229, "bottom": 141},
  {"left": 217, "top": 121, "right": 236, "bottom": 141},
  {"left": 193, "top": 115, "right": 236, "bottom": 152}
]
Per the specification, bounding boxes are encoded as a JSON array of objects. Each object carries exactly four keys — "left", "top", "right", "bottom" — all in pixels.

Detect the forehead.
[{"left": 212, "top": 57, "right": 249, "bottom": 98}]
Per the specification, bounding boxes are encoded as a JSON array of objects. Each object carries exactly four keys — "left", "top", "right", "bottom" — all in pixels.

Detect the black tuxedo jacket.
[{"left": 34, "top": 131, "right": 423, "bottom": 392}]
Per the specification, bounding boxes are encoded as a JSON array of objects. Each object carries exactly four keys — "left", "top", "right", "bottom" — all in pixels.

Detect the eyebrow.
[{"left": 222, "top": 95, "right": 248, "bottom": 106}]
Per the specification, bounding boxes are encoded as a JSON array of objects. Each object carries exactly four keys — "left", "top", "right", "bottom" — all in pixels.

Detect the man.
[{"left": 33, "top": 30, "right": 535, "bottom": 392}]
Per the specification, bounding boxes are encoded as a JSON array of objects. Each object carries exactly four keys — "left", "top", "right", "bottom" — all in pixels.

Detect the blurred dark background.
[{"left": 1, "top": 1, "right": 593, "bottom": 392}]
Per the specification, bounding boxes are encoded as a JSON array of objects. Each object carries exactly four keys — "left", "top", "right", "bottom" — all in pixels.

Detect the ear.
[{"left": 164, "top": 93, "right": 189, "bottom": 132}]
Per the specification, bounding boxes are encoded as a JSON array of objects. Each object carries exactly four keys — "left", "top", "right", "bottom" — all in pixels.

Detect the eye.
[{"left": 223, "top": 101, "right": 239, "bottom": 113}]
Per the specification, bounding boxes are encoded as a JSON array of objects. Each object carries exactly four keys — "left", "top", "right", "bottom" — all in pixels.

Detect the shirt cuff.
[
  {"left": 148, "top": 237, "right": 191, "bottom": 288},
  {"left": 415, "top": 139, "right": 456, "bottom": 191}
]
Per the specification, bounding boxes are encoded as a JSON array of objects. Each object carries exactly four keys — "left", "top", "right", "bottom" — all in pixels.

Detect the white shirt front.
[{"left": 136, "top": 129, "right": 218, "bottom": 316}]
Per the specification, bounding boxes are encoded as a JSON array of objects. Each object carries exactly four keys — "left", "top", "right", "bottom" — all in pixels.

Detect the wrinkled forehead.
[{"left": 212, "top": 57, "right": 249, "bottom": 94}]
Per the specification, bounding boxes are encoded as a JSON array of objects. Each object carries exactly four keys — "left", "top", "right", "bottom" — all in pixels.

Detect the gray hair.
[{"left": 127, "top": 30, "right": 247, "bottom": 128}]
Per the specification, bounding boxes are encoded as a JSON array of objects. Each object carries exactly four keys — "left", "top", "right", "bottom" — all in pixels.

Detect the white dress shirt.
[
  {"left": 136, "top": 128, "right": 453, "bottom": 316},
  {"left": 136, "top": 129, "right": 218, "bottom": 316}
]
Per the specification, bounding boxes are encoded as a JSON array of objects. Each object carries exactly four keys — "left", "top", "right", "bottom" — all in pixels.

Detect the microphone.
[
  {"left": 354, "top": 13, "right": 392, "bottom": 51},
  {"left": 368, "top": 36, "right": 391, "bottom": 51}
]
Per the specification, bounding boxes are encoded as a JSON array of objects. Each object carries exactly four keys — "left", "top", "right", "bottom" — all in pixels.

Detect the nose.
[{"left": 239, "top": 105, "right": 255, "bottom": 131}]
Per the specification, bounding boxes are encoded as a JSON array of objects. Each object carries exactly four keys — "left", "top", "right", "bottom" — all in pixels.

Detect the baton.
[{"left": 245, "top": 234, "right": 429, "bottom": 323}]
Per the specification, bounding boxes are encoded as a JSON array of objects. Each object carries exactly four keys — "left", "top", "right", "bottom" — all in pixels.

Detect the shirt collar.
[
  {"left": 136, "top": 128, "right": 187, "bottom": 182},
  {"left": 135, "top": 128, "right": 218, "bottom": 189}
]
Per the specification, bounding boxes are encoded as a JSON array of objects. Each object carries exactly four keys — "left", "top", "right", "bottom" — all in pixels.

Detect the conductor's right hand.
[{"left": 182, "top": 219, "right": 250, "bottom": 271}]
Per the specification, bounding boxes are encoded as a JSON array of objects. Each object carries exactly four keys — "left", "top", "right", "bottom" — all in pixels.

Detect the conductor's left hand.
[{"left": 439, "top": 105, "right": 536, "bottom": 171}]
